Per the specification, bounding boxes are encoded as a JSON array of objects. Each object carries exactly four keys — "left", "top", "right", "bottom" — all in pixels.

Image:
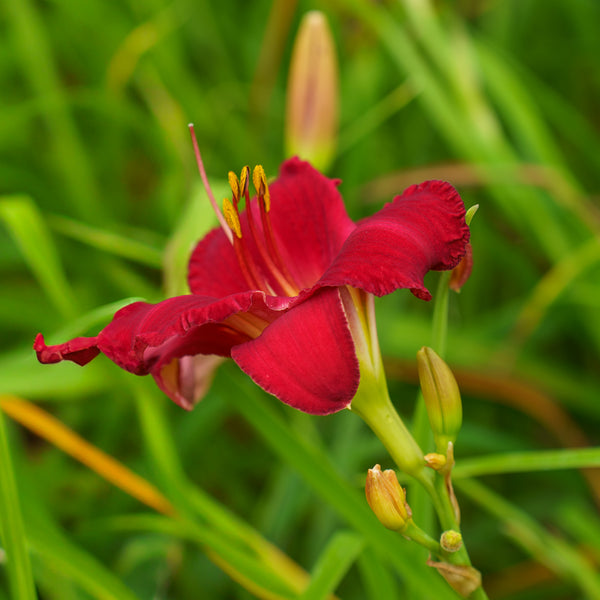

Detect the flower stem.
[
  {"left": 403, "top": 521, "right": 441, "bottom": 555},
  {"left": 350, "top": 371, "right": 427, "bottom": 483}
]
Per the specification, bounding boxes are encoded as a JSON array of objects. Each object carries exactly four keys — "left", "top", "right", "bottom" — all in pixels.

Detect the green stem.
[
  {"left": 403, "top": 521, "right": 441, "bottom": 555},
  {"left": 432, "top": 270, "right": 452, "bottom": 356},
  {"left": 350, "top": 371, "right": 427, "bottom": 483},
  {"left": 351, "top": 367, "right": 489, "bottom": 598},
  {"left": 411, "top": 272, "right": 453, "bottom": 531}
]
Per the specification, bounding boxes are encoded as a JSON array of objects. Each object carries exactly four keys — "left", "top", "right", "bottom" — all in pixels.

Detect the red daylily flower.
[{"left": 34, "top": 157, "right": 469, "bottom": 415}]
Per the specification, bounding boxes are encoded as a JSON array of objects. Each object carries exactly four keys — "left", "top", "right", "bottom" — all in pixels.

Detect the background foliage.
[{"left": 1, "top": 0, "right": 600, "bottom": 598}]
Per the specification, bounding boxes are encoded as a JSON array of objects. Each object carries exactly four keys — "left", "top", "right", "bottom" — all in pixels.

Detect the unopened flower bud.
[
  {"left": 365, "top": 464, "right": 412, "bottom": 532},
  {"left": 440, "top": 530, "right": 463, "bottom": 552},
  {"left": 285, "top": 11, "right": 338, "bottom": 171},
  {"left": 417, "top": 347, "right": 462, "bottom": 454},
  {"left": 424, "top": 452, "right": 447, "bottom": 471},
  {"left": 427, "top": 559, "right": 482, "bottom": 598}
]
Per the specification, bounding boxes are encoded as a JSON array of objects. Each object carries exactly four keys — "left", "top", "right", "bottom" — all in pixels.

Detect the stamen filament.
[
  {"left": 250, "top": 166, "right": 300, "bottom": 294},
  {"left": 223, "top": 195, "right": 276, "bottom": 294},
  {"left": 242, "top": 187, "right": 298, "bottom": 296}
]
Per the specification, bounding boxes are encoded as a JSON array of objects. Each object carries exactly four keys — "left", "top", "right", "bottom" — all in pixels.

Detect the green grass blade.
[
  {"left": 49, "top": 215, "right": 164, "bottom": 268},
  {"left": 0, "top": 408, "right": 37, "bottom": 600},
  {"left": 0, "top": 195, "right": 78, "bottom": 318},
  {"left": 454, "top": 447, "right": 600, "bottom": 479},
  {"left": 218, "top": 371, "right": 458, "bottom": 598},
  {"left": 298, "top": 531, "right": 364, "bottom": 600},
  {"left": 25, "top": 510, "right": 140, "bottom": 600},
  {"left": 106, "top": 514, "right": 298, "bottom": 600},
  {"left": 5, "top": 0, "right": 101, "bottom": 220},
  {"left": 357, "top": 550, "right": 400, "bottom": 600},
  {"left": 457, "top": 478, "right": 600, "bottom": 598}
]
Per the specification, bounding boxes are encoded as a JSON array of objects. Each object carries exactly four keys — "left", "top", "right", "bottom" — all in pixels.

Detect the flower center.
[
  {"left": 222, "top": 165, "right": 300, "bottom": 296},
  {"left": 188, "top": 123, "right": 300, "bottom": 297}
]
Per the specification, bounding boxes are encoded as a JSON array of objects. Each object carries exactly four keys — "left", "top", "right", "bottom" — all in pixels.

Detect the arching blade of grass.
[
  {"left": 454, "top": 447, "right": 600, "bottom": 479},
  {"left": 48, "top": 215, "right": 165, "bottom": 268},
  {"left": 0, "top": 407, "right": 37, "bottom": 600},
  {"left": 1, "top": 393, "right": 311, "bottom": 599},
  {"left": 4, "top": 0, "right": 101, "bottom": 221},
  {"left": 0, "top": 396, "right": 174, "bottom": 516},
  {"left": 298, "top": 531, "right": 364, "bottom": 600},
  {"left": 105, "top": 514, "right": 300, "bottom": 600},
  {"left": 0, "top": 195, "right": 78, "bottom": 318},
  {"left": 25, "top": 508, "right": 140, "bottom": 600},
  {"left": 357, "top": 550, "right": 400, "bottom": 599},
  {"left": 457, "top": 478, "right": 600, "bottom": 599},
  {"left": 132, "top": 383, "right": 311, "bottom": 594},
  {"left": 217, "top": 369, "right": 459, "bottom": 598}
]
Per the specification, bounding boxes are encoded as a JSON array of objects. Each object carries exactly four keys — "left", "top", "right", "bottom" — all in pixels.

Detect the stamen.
[
  {"left": 222, "top": 198, "right": 242, "bottom": 239},
  {"left": 228, "top": 171, "right": 240, "bottom": 204},
  {"left": 222, "top": 198, "right": 274, "bottom": 294},
  {"left": 239, "top": 165, "right": 250, "bottom": 198},
  {"left": 233, "top": 165, "right": 298, "bottom": 296},
  {"left": 188, "top": 124, "right": 233, "bottom": 244},
  {"left": 252, "top": 165, "right": 270, "bottom": 211},
  {"left": 252, "top": 165, "right": 297, "bottom": 291}
]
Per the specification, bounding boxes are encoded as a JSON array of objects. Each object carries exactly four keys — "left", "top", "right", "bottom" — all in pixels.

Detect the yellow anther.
[
  {"left": 222, "top": 198, "right": 242, "bottom": 238},
  {"left": 228, "top": 171, "right": 240, "bottom": 202},
  {"left": 253, "top": 165, "right": 271, "bottom": 212},
  {"left": 239, "top": 166, "right": 250, "bottom": 197}
]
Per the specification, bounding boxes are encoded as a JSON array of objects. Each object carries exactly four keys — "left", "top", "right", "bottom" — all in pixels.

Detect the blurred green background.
[{"left": 1, "top": 1, "right": 600, "bottom": 599}]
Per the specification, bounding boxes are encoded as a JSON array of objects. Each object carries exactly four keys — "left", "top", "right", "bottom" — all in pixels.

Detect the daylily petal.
[
  {"left": 34, "top": 333, "right": 100, "bottom": 366},
  {"left": 317, "top": 181, "right": 469, "bottom": 300},
  {"left": 36, "top": 292, "right": 296, "bottom": 377},
  {"left": 153, "top": 354, "right": 224, "bottom": 410},
  {"left": 269, "top": 158, "right": 355, "bottom": 289},
  {"left": 188, "top": 227, "right": 249, "bottom": 297},
  {"left": 231, "top": 287, "right": 360, "bottom": 415},
  {"left": 188, "top": 158, "right": 355, "bottom": 296}
]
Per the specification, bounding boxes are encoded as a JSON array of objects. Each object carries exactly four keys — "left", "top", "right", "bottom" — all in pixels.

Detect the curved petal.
[
  {"left": 34, "top": 333, "right": 100, "bottom": 366},
  {"left": 35, "top": 292, "right": 295, "bottom": 378},
  {"left": 269, "top": 158, "right": 356, "bottom": 289},
  {"left": 231, "top": 287, "right": 360, "bottom": 415},
  {"left": 188, "top": 226, "right": 250, "bottom": 297},
  {"left": 317, "top": 181, "right": 469, "bottom": 300}
]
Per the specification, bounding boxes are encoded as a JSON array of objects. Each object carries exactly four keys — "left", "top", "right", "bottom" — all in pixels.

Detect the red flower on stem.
[{"left": 35, "top": 136, "right": 469, "bottom": 415}]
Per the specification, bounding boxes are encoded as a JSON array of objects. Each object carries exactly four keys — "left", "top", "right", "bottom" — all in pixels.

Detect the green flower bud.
[
  {"left": 440, "top": 530, "right": 463, "bottom": 552},
  {"left": 417, "top": 347, "right": 463, "bottom": 453}
]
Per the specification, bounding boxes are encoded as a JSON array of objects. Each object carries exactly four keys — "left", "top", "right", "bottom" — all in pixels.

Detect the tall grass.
[{"left": 1, "top": 1, "right": 599, "bottom": 598}]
